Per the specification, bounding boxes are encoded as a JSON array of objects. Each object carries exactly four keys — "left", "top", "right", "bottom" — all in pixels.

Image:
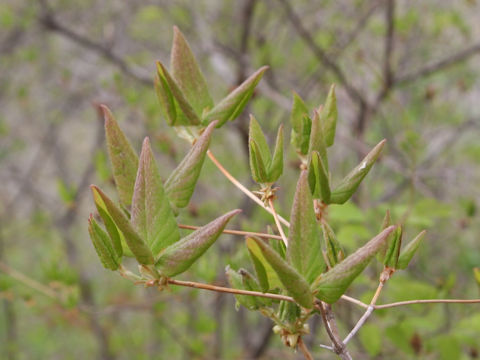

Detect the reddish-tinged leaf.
[
  {"left": 91, "top": 185, "right": 154, "bottom": 265},
  {"left": 102, "top": 105, "right": 138, "bottom": 206},
  {"left": 131, "top": 138, "right": 180, "bottom": 257},
  {"left": 287, "top": 171, "right": 325, "bottom": 283},
  {"left": 155, "top": 209, "right": 241, "bottom": 276},
  {"left": 171, "top": 26, "right": 213, "bottom": 116}
]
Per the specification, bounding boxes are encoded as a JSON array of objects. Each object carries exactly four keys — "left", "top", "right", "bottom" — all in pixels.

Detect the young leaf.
[
  {"left": 88, "top": 215, "right": 120, "bottom": 270},
  {"left": 91, "top": 190, "right": 123, "bottom": 258},
  {"left": 474, "top": 268, "right": 480, "bottom": 286},
  {"left": 376, "top": 210, "right": 392, "bottom": 263},
  {"left": 249, "top": 236, "right": 314, "bottom": 309},
  {"left": 226, "top": 266, "right": 260, "bottom": 310},
  {"left": 290, "top": 92, "right": 309, "bottom": 136},
  {"left": 91, "top": 185, "right": 154, "bottom": 265},
  {"left": 330, "top": 139, "right": 386, "bottom": 204},
  {"left": 165, "top": 121, "right": 217, "bottom": 209},
  {"left": 384, "top": 226, "right": 402, "bottom": 268},
  {"left": 156, "top": 62, "right": 201, "bottom": 126},
  {"left": 397, "top": 230, "right": 426, "bottom": 270},
  {"left": 154, "top": 73, "right": 177, "bottom": 126},
  {"left": 267, "top": 124, "right": 284, "bottom": 183},
  {"left": 202, "top": 66, "right": 268, "bottom": 127},
  {"left": 308, "top": 109, "right": 328, "bottom": 171},
  {"left": 102, "top": 105, "right": 139, "bottom": 207},
  {"left": 320, "top": 84, "right": 337, "bottom": 147},
  {"left": 155, "top": 209, "right": 240, "bottom": 277},
  {"left": 246, "top": 237, "right": 282, "bottom": 292},
  {"left": 322, "top": 222, "right": 345, "bottom": 267},
  {"left": 249, "top": 140, "right": 269, "bottom": 184},
  {"left": 312, "top": 225, "right": 396, "bottom": 303},
  {"left": 307, "top": 150, "right": 330, "bottom": 202},
  {"left": 170, "top": 26, "right": 213, "bottom": 116},
  {"left": 287, "top": 171, "right": 325, "bottom": 284},
  {"left": 240, "top": 268, "right": 272, "bottom": 307},
  {"left": 131, "top": 138, "right": 180, "bottom": 257},
  {"left": 249, "top": 115, "right": 271, "bottom": 169}
]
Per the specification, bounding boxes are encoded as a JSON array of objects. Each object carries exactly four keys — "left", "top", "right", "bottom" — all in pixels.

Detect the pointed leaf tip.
[
  {"left": 313, "top": 225, "right": 396, "bottom": 303},
  {"left": 102, "top": 108, "right": 139, "bottom": 207},
  {"left": 397, "top": 230, "right": 426, "bottom": 269},
  {"left": 330, "top": 139, "right": 386, "bottom": 204},
  {"left": 171, "top": 26, "right": 213, "bottom": 116},
  {"left": 155, "top": 209, "right": 241, "bottom": 277},
  {"left": 165, "top": 120, "right": 217, "bottom": 209}
]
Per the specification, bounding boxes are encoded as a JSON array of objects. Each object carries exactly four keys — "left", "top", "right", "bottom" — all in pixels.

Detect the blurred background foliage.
[{"left": 0, "top": 0, "right": 480, "bottom": 359}]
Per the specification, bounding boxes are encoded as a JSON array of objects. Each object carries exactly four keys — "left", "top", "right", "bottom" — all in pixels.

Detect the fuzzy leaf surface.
[
  {"left": 88, "top": 215, "right": 120, "bottom": 270},
  {"left": 156, "top": 62, "right": 200, "bottom": 126},
  {"left": 330, "top": 139, "right": 386, "bottom": 204},
  {"left": 313, "top": 226, "right": 396, "bottom": 303},
  {"left": 202, "top": 66, "right": 268, "bottom": 127},
  {"left": 320, "top": 84, "right": 337, "bottom": 147},
  {"left": 287, "top": 171, "right": 325, "bottom": 284},
  {"left": 322, "top": 222, "right": 344, "bottom": 267},
  {"left": 170, "top": 26, "right": 213, "bottom": 116},
  {"left": 102, "top": 105, "right": 138, "bottom": 207},
  {"left": 246, "top": 237, "right": 282, "bottom": 292},
  {"left": 308, "top": 150, "right": 330, "bottom": 202},
  {"left": 384, "top": 226, "right": 402, "bottom": 268},
  {"left": 155, "top": 209, "right": 240, "bottom": 276},
  {"left": 308, "top": 109, "right": 328, "bottom": 171},
  {"left": 250, "top": 236, "right": 313, "bottom": 309},
  {"left": 267, "top": 124, "right": 284, "bottom": 182},
  {"left": 91, "top": 186, "right": 154, "bottom": 265},
  {"left": 131, "top": 138, "right": 179, "bottom": 257},
  {"left": 397, "top": 230, "right": 426, "bottom": 269},
  {"left": 165, "top": 121, "right": 216, "bottom": 209}
]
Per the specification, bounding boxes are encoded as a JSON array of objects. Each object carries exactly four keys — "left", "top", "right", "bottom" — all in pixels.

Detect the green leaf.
[
  {"left": 202, "top": 66, "right": 268, "bottom": 127},
  {"left": 312, "top": 225, "right": 396, "bottom": 303},
  {"left": 377, "top": 210, "right": 392, "bottom": 263},
  {"left": 154, "top": 72, "right": 177, "bottom": 126},
  {"left": 249, "top": 139, "right": 269, "bottom": 184},
  {"left": 267, "top": 124, "right": 284, "bottom": 183},
  {"left": 247, "top": 237, "right": 282, "bottom": 292},
  {"left": 156, "top": 61, "right": 201, "bottom": 126},
  {"left": 287, "top": 171, "right": 325, "bottom": 284},
  {"left": 384, "top": 226, "right": 402, "bottom": 268},
  {"left": 397, "top": 230, "right": 426, "bottom": 269},
  {"left": 165, "top": 120, "right": 216, "bottom": 209},
  {"left": 225, "top": 266, "right": 260, "bottom": 310},
  {"left": 91, "top": 185, "right": 154, "bottom": 265},
  {"left": 88, "top": 215, "right": 120, "bottom": 270},
  {"left": 249, "top": 236, "right": 313, "bottom": 308},
  {"left": 320, "top": 84, "right": 337, "bottom": 147},
  {"left": 307, "top": 151, "right": 330, "bottom": 202},
  {"left": 155, "top": 209, "right": 240, "bottom": 276},
  {"left": 249, "top": 115, "right": 271, "bottom": 170},
  {"left": 322, "top": 222, "right": 345, "bottom": 267},
  {"left": 330, "top": 139, "right": 386, "bottom": 204},
  {"left": 102, "top": 105, "right": 139, "bottom": 207},
  {"left": 170, "top": 26, "right": 213, "bottom": 116},
  {"left": 91, "top": 190, "right": 123, "bottom": 258},
  {"left": 308, "top": 109, "right": 328, "bottom": 171},
  {"left": 290, "top": 92, "right": 309, "bottom": 135},
  {"left": 131, "top": 138, "right": 180, "bottom": 257}
]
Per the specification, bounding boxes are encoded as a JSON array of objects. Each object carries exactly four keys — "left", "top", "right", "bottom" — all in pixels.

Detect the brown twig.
[
  {"left": 268, "top": 198, "right": 288, "bottom": 247},
  {"left": 316, "top": 302, "right": 352, "bottom": 359},
  {"left": 207, "top": 150, "right": 290, "bottom": 227},
  {"left": 297, "top": 336, "right": 314, "bottom": 360},
  {"left": 375, "top": 298, "right": 480, "bottom": 309},
  {"left": 178, "top": 224, "right": 283, "bottom": 240},
  {"left": 167, "top": 279, "right": 295, "bottom": 303}
]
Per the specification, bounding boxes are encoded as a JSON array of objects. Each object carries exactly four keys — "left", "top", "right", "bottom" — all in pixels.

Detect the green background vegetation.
[{"left": 1, "top": 0, "right": 480, "bottom": 359}]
